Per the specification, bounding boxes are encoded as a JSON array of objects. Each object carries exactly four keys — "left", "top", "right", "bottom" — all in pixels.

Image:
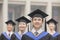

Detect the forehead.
[
  {"left": 19, "top": 22, "right": 26, "bottom": 24},
  {"left": 48, "top": 22, "right": 55, "bottom": 25},
  {"left": 33, "top": 17, "right": 43, "bottom": 19},
  {"left": 7, "top": 23, "right": 13, "bottom": 25}
]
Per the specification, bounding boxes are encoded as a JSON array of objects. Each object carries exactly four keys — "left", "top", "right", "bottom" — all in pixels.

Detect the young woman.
[
  {"left": 11, "top": 16, "right": 31, "bottom": 40},
  {"left": 0, "top": 20, "right": 16, "bottom": 40},
  {"left": 47, "top": 18, "right": 60, "bottom": 40}
]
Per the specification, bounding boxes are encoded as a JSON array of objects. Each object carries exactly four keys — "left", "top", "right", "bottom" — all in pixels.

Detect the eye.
[
  {"left": 38, "top": 19, "right": 42, "bottom": 21},
  {"left": 34, "top": 19, "right": 37, "bottom": 21},
  {"left": 38, "top": 19, "right": 41, "bottom": 21},
  {"left": 23, "top": 23, "right": 26, "bottom": 25},
  {"left": 23, "top": 23, "right": 25, "bottom": 25}
]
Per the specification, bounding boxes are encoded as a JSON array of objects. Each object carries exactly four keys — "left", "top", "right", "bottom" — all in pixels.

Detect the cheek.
[
  {"left": 32, "top": 20, "right": 38, "bottom": 23},
  {"left": 22, "top": 25, "right": 26, "bottom": 28},
  {"left": 19, "top": 25, "right": 26, "bottom": 28},
  {"left": 7, "top": 27, "right": 12, "bottom": 30},
  {"left": 39, "top": 21, "right": 43, "bottom": 24},
  {"left": 32, "top": 21, "right": 35, "bottom": 24},
  {"left": 19, "top": 25, "right": 26, "bottom": 30},
  {"left": 32, "top": 21, "right": 43, "bottom": 25},
  {"left": 49, "top": 25, "right": 55, "bottom": 29}
]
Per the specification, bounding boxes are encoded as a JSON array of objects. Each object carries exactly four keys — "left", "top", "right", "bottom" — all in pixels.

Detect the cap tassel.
[{"left": 45, "top": 18, "right": 47, "bottom": 32}]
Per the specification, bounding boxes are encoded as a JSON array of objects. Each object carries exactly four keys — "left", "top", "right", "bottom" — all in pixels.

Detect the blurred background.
[{"left": 0, "top": 0, "right": 60, "bottom": 34}]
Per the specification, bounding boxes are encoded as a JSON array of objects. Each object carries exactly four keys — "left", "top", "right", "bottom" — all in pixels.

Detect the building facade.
[{"left": 0, "top": 0, "right": 60, "bottom": 34}]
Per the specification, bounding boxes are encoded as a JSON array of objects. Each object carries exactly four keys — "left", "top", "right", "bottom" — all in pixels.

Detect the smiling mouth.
[
  {"left": 35, "top": 23, "right": 40, "bottom": 25},
  {"left": 20, "top": 27, "right": 25, "bottom": 28}
]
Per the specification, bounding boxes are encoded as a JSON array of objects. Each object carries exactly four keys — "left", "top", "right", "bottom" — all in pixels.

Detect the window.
[
  {"left": 8, "top": 9, "right": 13, "bottom": 20},
  {"left": 8, "top": 4, "right": 25, "bottom": 32}
]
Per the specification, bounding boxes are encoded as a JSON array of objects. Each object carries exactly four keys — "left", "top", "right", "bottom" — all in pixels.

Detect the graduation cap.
[
  {"left": 47, "top": 18, "right": 58, "bottom": 25},
  {"left": 5, "top": 20, "right": 16, "bottom": 25},
  {"left": 16, "top": 16, "right": 31, "bottom": 24},
  {"left": 28, "top": 9, "right": 48, "bottom": 18},
  {"left": 28, "top": 9, "right": 48, "bottom": 31}
]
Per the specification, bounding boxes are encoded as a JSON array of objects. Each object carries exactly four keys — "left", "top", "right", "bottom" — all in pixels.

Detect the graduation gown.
[
  {"left": 11, "top": 32, "right": 21, "bottom": 40},
  {"left": 21, "top": 31, "right": 51, "bottom": 40},
  {"left": 0, "top": 32, "right": 10, "bottom": 40},
  {"left": 50, "top": 32, "right": 60, "bottom": 40}
]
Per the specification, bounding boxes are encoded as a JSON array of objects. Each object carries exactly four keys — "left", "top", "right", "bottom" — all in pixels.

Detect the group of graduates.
[{"left": 0, "top": 9, "right": 60, "bottom": 40}]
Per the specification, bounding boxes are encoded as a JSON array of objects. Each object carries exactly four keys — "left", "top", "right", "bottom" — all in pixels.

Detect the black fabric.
[
  {"left": 47, "top": 18, "right": 58, "bottom": 25},
  {"left": 21, "top": 32, "right": 51, "bottom": 40},
  {"left": 28, "top": 9, "right": 48, "bottom": 18},
  {"left": 0, "top": 34, "right": 9, "bottom": 40},
  {"left": 5, "top": 20, "right": 16, "bottom": 25},
  {"left": 16, "top": 16, "right": 31, "bottom": 23},
  {"left": 11, "top": 34, "right": 19, "bottom": 40},
  {"left": 50, "top": 34, "right": 60, "bottom": 40}
]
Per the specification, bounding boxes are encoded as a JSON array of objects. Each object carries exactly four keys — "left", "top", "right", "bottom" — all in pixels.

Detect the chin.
[
  {"left": 35, "top": 26, "right": 40, "bottom": 27},
  {"left": 20, "top": 29, "right": 25, "bottom": 31},
  {"left": 20, "top": 29, "right": 25, "bottom": 30},
  {"left": 8, "top": 30, "right": 12, "bottom": 32}
]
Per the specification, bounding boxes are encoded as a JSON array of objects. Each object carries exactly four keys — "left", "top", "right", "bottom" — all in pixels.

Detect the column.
[
  {"left": 46, "top": 1, "right": 52, "bottom": 32},
  {"left": 2, "top": 0, "right": 8, "bottom": 32},
  {"left": 25, "top": 0, "right": 31, "bottom": 31},
  {"left": 46, "top": 2, "right": 52, "bottom": 21}
]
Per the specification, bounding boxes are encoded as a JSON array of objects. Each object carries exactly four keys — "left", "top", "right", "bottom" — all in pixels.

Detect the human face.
[
  {"left": 48, "top": 23, "right": 55, "bottom": 30},
  {"left": 7, "top": 24, "right": 13, "bottom": 32},
  {"left": 19, "top": 22, "right": 27, "bottom": 31},
  {"left": 32, "top": 17, "right": 43, "bottom": 29}
]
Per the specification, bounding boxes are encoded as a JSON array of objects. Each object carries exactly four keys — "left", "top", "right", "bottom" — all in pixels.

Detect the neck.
[
  {"left": 34, "top": 27, "right": 40, "bottom": 31},
  {"left": 19, "top": 30, "right": 25, "bottom": 34},
  {"left": 50, "top": 29, "right": 55, "bottom": 33},
  {"left": 8, "top": 30, "right": 12, "bottom": 32},
  {"left": 33, "top": 25, "right": 42, "bottom": 31}
]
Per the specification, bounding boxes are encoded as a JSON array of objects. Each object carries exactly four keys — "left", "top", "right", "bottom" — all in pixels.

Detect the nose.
[{"left": 36, "top": 20, "right": 39, "bottom": 22}]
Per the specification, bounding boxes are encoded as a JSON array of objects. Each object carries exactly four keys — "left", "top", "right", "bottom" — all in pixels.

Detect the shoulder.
[
  {"left": 22, "top": 32, "right": 31, "bottom": 37},
  {"left": 43, "top": 32, "right": 51, "bottom": 37},
  {"left": 1, "top": 32, "right": 6, "bottom": 36},
  {"left": 11, "top": 32, "right": 18, "bottom": 36}
]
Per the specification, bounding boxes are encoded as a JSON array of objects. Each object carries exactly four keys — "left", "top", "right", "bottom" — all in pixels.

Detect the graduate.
[
  {"left": 11, "top": 16, "right": 31, "bottom": 40},
  {"left": 0, "top": 20, "right": 16, "bottom": 40},
  {"left": 21, "top": 9, "right": 51, "bottom": 40},
  {"left": 47, "top": 18, "right": 60, "bottom": 40}
]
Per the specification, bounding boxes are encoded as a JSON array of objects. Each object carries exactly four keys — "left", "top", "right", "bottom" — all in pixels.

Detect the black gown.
[
  {"left": 0, "top": 32, "right": 10, "bottom": 40},
  {"left": 50, "top": 32, "right": 60, "bottom": 40},
  {"left": 11, "top": 32, "right": 21, "bottom": 40},
  {"left": 21, "top": 31, "right": 51, "bottom": 40}
]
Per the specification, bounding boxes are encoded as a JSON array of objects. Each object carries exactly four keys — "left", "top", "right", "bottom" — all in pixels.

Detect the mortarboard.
[
  {"left": 16, "top": 16, "right": 31, "bottom": 24},
  {"left": 47, "top": 18, "right": 58, "bottom": 25},
  {"left": 5, "top": 20, "right": 16, "bottom": 25},
  {"left": 28, "top": 9, "right": 48, "bottom": 18}
]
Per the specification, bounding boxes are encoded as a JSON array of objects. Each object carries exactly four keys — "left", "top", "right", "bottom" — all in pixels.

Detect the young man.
[
  {"left": 0, "top": 20, "right": 16, "bottom": 40},
  {"left": 21, "top": 9, "right": 51, "bottom": 40},
  {"left": 11, "top": 16, "right": 31, "bottom": 40},
  {"left": 47, "top": 18, "right": 60, "bottom": 40}
]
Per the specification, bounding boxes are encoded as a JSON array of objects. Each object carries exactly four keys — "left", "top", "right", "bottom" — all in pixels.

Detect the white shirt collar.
[
  {"left": 18, "top": 30, "right": 27, "bottom": 37},
  {"left": 18, "top": 31, "right": 26, "bottom": 35},
  {"left": 6, "top": 31, "right": 13, "bottom": 34},
  {"left": 31, "top": 28, "right": 44, "bottom": 34},
  {"left": 48, "top": 31, "right": 56, "bottom": 35},
  {"left": 6, "top": 31, "right": 13, "bottom": 37}
]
